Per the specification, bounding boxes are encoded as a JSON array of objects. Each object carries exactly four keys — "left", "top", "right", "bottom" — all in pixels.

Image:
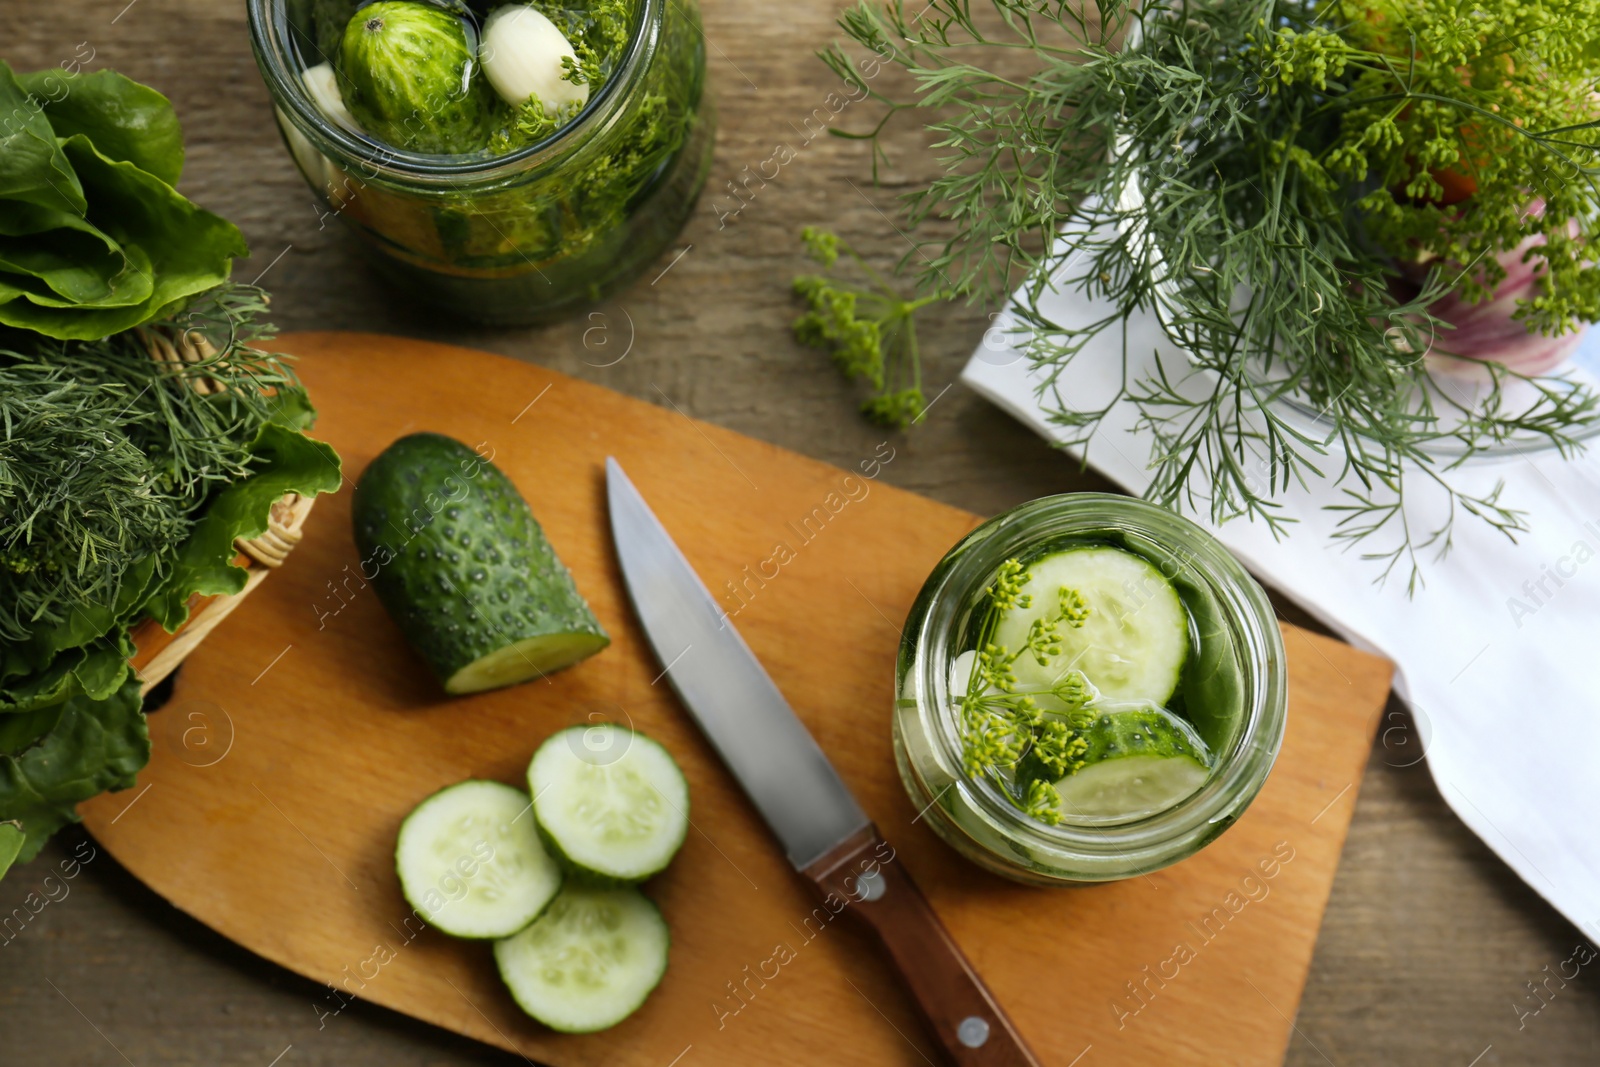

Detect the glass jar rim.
[
  {"left": 906, "top": 492, "right": 1287, "bottom": 869},
  {"left": 246, "top": 0, "right": 660, "bottom": 186}
]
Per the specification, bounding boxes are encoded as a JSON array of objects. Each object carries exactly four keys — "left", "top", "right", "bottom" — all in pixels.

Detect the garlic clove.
[
  {"left": 479, "top": 4, "right": 589, "bottom": 117},
  {"left": 302, "top": 61, "right": 361, "bottom": 131}
]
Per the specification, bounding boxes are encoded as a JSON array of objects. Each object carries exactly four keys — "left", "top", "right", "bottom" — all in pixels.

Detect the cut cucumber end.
[
  {"left": 494, "top": 884, "right": 669, "bottom": 1033},
  {"left": 445, "top": 633, "right": 610, "bottom": 695},
  {"left": 395, "top": 780, "right": 563, "bottom": 939},
  {"left": 529, "top": 725, "right": 689, "bottom": 884},
  {"left": 1054, "top": 755, "right": 1210, "bottom": 821},
  {"left": 352, "top": 433, "right": 611, "bottom": 698}
]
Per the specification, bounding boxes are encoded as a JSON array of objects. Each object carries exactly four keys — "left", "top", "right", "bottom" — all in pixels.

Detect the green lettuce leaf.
[
  {"left": 0, "top": 821, "right": 23, "bottom": 881},
  {"left": 72, "top": 636, "right": 134, "bottom": 701},
  {"left": 142, "top": 423, "right": 342, "bottom": 630},
  {"left": 0, "top": 677, "right": 147, "bottom": 864},
  {"left": 0, "top": 708, "right": 62, "bottom": 756},
  {"left": 0, "top": 135, "right": 246, "bottom": 339},
  {"left": 15, "top": 68, "right": 184, "bottom": 186},
  {"left": 266, "top": 386, "right": 319, "bottom": 433},
  {"left": 0, "top": 637, "right": 130, "bottom": 717},
  {"left": 0, "top": 198, "right": 104, "bottom": 237},
  {"left": 0, "top": 63, "right": 85, "bottom": 216},
  {"left": 0, "top": 61, "right": 245, "bottom": 340},
  {"left": 0, "top": 226, "right": 152, "bottom": 307}
]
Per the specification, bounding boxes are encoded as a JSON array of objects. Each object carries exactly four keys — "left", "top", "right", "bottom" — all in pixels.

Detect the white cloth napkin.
[{"left": 963, "top": 285, "right": 1600, "bottom": 934}]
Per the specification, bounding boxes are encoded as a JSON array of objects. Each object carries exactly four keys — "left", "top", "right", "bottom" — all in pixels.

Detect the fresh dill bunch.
[
  {"left": 791, "top": 226, "right": 949, "bottom": 430},
  {"left": 0, "top": 284, "right": 304, "bottom": 642},
  {"left": 0, "top": 370, "right": 186, "bottom": 637},
  {"left": 956, "top": 558, "right": 1096, "bottom": 825},
  {"left": 821, "top": 0, "right": 1600, "bottom": 591}
]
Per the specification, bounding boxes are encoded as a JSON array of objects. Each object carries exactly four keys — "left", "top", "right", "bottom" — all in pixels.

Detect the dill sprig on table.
[
  {"left": 820, "top": 0, "right": 1600, "bottom": 590},
  {"left": 792, "top": 226, "right": 951, "bottom": 429},
  {"left": 0, "top": 285, "right": 301, "bottom": 641}
]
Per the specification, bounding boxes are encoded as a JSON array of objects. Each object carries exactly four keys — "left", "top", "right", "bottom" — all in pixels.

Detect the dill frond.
[{"left": 823, "top": 0, "right": 1600, "bottom": 589}]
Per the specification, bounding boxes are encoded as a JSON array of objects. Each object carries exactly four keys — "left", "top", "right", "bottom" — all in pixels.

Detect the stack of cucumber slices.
[{"left": 395, "top": 724, "right": 688, "bottom": 1033}]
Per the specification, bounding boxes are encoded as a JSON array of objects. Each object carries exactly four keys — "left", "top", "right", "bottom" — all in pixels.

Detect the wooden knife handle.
[{"left": 801, "top": 825, "right": 1041, "bottom": 1067}]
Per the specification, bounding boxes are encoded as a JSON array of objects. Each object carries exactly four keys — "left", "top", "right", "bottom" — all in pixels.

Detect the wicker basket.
[{"left": 125, "top": 323, "right": 318, "bottom": 695}]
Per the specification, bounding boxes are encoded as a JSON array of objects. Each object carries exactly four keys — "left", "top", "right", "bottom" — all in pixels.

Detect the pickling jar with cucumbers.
[
  {"left": 248, "top": 0, "right": 713, "bottom": 324},
  {"left": 895, "top": 494, "right": 1288, "bottom": 885}
]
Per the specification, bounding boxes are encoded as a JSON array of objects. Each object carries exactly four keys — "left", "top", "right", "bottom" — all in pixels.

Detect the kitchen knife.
[{"left": 606, "top": 458, "right": 1040, "bottom": 1067}]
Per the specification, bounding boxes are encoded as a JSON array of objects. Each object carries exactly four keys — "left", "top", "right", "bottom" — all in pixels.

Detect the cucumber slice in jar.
[
  {"left": 1051, "top": 707, "right": 1211, "bottom": 821},
  {"left": 529, "top": 725, "right": 688, "bottom": 883},
  {"left": 494, "top": 884, "right": 669, "bottom": 1032},
  {"left": 395, "top": 780, "right": 562, "bottom": 939},
  {"left": 994, "top": 546, "right": 1188, "bottom": 705}
]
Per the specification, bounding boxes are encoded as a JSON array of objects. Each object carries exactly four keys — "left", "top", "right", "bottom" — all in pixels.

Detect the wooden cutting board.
[{"left": 80, "top": 332, "right": 1393, "bottom": 1067}]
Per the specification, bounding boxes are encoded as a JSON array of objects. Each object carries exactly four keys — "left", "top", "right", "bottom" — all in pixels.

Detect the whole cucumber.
[
  {"left": 352, "top": 432, "right": 608, "bottom": 694},
  {"left": 339, "top": 1, "right": 495, "bottom": 154}
]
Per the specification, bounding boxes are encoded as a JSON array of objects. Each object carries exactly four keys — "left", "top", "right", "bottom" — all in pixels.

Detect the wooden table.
[{"left": 2, "top": 2, "right": 1596, "bottom": 1064}]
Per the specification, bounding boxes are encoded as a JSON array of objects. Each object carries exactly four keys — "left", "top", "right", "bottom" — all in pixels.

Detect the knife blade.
[
  {"left": 606, "top": 458, "right": 1040, "bottom": 1067},
  {"left": 605, "top": 457, "right": 870, "bottom": 868}
]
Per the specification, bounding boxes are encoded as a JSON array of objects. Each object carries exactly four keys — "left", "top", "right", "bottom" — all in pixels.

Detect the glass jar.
[
  {"left": 894, "top": 494, "right": 1287, "bottom": 885},
  {"left": 248, "top": 0, "right": 714, "bottom": 325}
]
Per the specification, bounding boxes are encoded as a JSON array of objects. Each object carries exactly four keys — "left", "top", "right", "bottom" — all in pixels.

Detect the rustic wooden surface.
[
  {"left": 1, "top": 1, "right": 1597, "bottom": 1064},
  {"left": 72, "top": 333, "right": 1390, "bottom": 1067}
]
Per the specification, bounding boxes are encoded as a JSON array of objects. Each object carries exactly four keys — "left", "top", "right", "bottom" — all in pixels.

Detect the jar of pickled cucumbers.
[
  {"left": 248, "top": 0, "right": 713, "bottom": 324},
  {"left": 894, "top": 494, "right": 1287, "bottom": 885}
]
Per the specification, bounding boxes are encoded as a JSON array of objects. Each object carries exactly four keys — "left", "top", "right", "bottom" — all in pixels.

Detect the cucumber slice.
[
  {"left": 1052, "top": 707, "right": 1211, "bottom": 821},
  {"left": 1054, "top": 755, "right": 1209, "bottom": 821},
  {"left": 395, "top": 780, "right": 562, "bottom": 939},
  {"left": 494, "top": 884, "right": 669, "bottom": 1033},
  {"left": 995, "top": 546, "right": 1188, "bottom": 705},
  {"left": 529, "top": 725, "right": 688, "bottom": 883}
]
